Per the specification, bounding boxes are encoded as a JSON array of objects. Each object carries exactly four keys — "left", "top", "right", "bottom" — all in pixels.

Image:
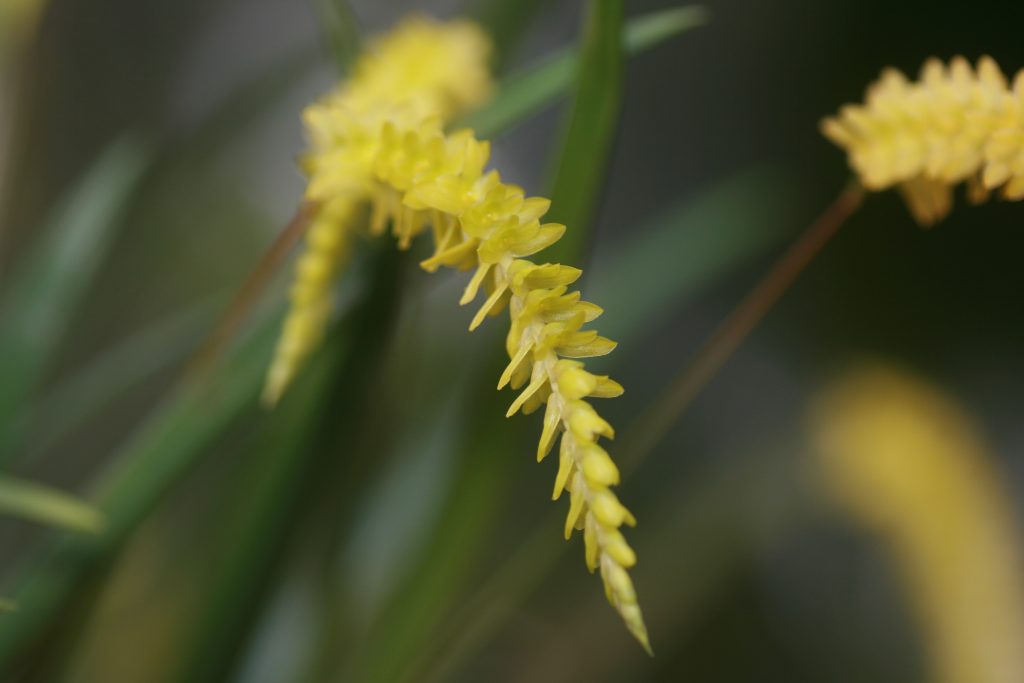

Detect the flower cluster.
[
  {"left": 267, "top": 18, "right": 650, "bottom": 649},
  {"left": 264, "top": 17, "right": 493, "bottom": 405},
  {"left": 821, "top": 56, "right": 1024, "bottom": 225}
]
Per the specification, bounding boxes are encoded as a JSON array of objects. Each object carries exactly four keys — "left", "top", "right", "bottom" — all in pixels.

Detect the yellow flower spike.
[
  {"left": 266, "top": 18, "right": 493, "bottom": 404},
  {"left": 811, "top": 366, "right": 1024, "bottom": 683},
  {"left": 262, "top": 198, "right": 357, "bottom": 406},
  {"left": 822, "top": 55, "right": 1024, "bottom": 225},
  {"left": 268, "top": 15, "right": 649, "bottom": 650}
]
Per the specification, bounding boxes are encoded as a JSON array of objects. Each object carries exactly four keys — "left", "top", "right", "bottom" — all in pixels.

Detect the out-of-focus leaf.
[
  {"left": 15, "top": 295, "right": 222, "bottom": 458},
  {"left": 0, "top": 476, "right": 104, "bottom": 534},
  {"left": 171, "top": 249, "right": 402, "bottom": 683},
  {"left": 469, "top": 0, "right": 548, "bottom": 73},
  {"left": 0, "top": 600, "right": 13, "bottom": 613},
  {"left": 456, "top": 6, "right": 708, "bottom": 139},
  {"left": 313, "top": 0, "right": 361, "bottom": 70},
  {"left": 0, "top": 317, "right": 274, "bottom": 669},
  {"left": 544, "top": 0, "right": 625, "bottom": 262},
  {"left": 0, "top": 138, "right": 150, "bottom": 462},
  {"left": 589, "top": 166, "right": 805, "bottom": 340}
]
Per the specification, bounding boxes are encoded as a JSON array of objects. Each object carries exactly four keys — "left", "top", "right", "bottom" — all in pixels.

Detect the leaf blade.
[
  {"left": 0, "top": 476, "right": 104, "bottom": 534},
  {"left": 456, "top": 6, "right": 708, "bottom": 139},
  {"left": 543, "top": 0, "right": 625, "bottom": 263},
  {"left": 0, "top": 137, "right": 150, "bottom": 461}
]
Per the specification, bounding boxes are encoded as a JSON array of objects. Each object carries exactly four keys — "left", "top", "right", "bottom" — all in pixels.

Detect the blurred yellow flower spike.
[
  {"left": 811, "top": 366, "right": 1024, "bottom": 683},
  {"left": 821, "top": 56, "right": 1024, "bottom": 225},
  {"left": 264, "top": 16, "right": 493, "bottom": 405},
  {"left": 266, "top": 16, "right": 649, "bottom": 650}
]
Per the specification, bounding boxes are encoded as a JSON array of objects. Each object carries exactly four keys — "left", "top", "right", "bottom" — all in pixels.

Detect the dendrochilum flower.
[
  {"left": 266, "top": 16, "right": 650, "bottom": 649},
  {"left": 822, "top": 56, "right": 1024, "bottom": 225},
  {"left": 264, "top": 17, "right": 492, "bottom": 405}
]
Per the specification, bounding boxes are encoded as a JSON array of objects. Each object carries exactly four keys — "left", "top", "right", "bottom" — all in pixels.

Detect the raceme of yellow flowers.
[
  {"left": 811, "top": 367, "right": 1024, "bottom": 683},
  {"left": 822, "top": 56, "right": 1024, "bottom": 225},
  {"left": 264, "top": 17, "right": 650, "bottom": 650}
]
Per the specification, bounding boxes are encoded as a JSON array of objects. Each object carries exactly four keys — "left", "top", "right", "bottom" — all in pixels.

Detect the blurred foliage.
[{"left": 0, "top": 1, "right": 1023, "bottom": 682}]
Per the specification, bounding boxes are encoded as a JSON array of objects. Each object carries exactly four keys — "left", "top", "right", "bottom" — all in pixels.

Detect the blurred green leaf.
[
  {"left": 0, "top": 319, "right": 274, "bottom": 669},
  {"left": 0, "top": 600, "right": 13, "bottom": 613},
  {"left": 0, "top": 137, "right": 150, "bottom": 462},
  {"left": 0, "top": 476, "right": 104, "bottom": 534},
  {"left": 18, "top": 295, "right": 223, "bottom": 458},
  {"left": 544, "top": 0, "right": 625, "bottom": 262},
  {"left": 589, "top": 166, "right": 806, "bottom": 340},
  {"left": 172, "top": 249, "right": 402, "bottom": 683},
  {"left": 469, "top": 0, "right": 548, "bottom": 73},
  {"left": 458, "top": 6, "right": 707, "bottom": 139},
  {"left": 313, "top": 0, "right": 361, "bottom": 71}
]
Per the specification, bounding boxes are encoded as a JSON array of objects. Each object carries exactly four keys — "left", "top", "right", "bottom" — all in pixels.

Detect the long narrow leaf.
[
  {"left": 18, "top": 295, "right": 223, "bottom": 458},
  {"left": 589, "top": 166, "right": 806, "bottom": 340},
  {"left": 469, "top": 0, "right": 548, "bottom": 73},
  {"left": 544, "top": 0, "right": 625, "bottom": 262},
  {"left": 313, "top": 0, "right": 361, "bottom": 70},
  {"left": 171, "top": 249, "right": 402, "bottom": 683},
  {"left": 0, "top": 137, "right": 150, "bottom": 461},
  {"left": 0, "top": 476, "right": 104, "bottom": 534},
  {"left": 457, "top": 6, "right": 707, "bottom": 139},
  {"left": 0, "top": 319, "right": 274, "bottom": 668}
]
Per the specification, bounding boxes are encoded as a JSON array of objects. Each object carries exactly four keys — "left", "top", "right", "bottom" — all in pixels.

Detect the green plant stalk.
[{"left": 622, "top": 182, "right": 865, "bottom": 464}]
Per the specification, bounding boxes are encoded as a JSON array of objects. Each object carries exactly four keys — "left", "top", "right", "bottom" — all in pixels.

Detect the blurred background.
[{"left": 2, "top": 0, "right": 1024, "bottom": 681}]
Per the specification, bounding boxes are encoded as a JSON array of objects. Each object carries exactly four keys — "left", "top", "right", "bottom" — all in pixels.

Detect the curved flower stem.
[
  {"left": 187, "top": 202, "right": 316, "bottom": 380},
  {"left": 621, "top": 180, "right": 865, "bottom": 466}
]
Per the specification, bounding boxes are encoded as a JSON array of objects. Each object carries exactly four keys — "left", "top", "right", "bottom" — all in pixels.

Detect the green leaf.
[
  {"left": 456, "top": 6, "right": 708, "bottom": 139},
  {"left": 0, "top": 137, "right": 150, "bottom": 461},
  {"left": 588, "top": 166, "right": 806, "bottom": 340},
  {"left": 468, "top": 0, "right": 548, "bottom": 73},
  {"left": 15, "top": 295, "right": 223, "bottom": 459},
  {"left": 543, "top": 0, "right": 625, "bottom": 263},
  {"left": 312, "top": 0, "right": 361, "bottom": 71},
  {"left": 0, "top": 600, "right": 13, "bottom": 613},
  {"left": 169, "top": 248, "right": 402, "bottom": 683},
  {"left": 0, "top": 319, "right": 274, "bottom": 667},
  {"left": 0, "top": 476, "right": 104, "bottom": 534}
]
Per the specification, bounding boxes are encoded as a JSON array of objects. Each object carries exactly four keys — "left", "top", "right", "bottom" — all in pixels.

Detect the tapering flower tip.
[
  {"left": 262, "top": 200, "right": 355, "bottom": 405},
  {"left": 821, "top": 55, "right": 1024, "bottom": 225}
]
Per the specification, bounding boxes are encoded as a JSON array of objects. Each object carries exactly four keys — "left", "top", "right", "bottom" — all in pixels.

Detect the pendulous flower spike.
[{"left": 266, "top": 15, "right": 649, "bottom": 649}]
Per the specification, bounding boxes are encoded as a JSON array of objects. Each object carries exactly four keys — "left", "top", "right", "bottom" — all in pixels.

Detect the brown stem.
[
  {"left": 186, "top": 202, "right": 317, "bottom": 381},
  {"left": 622, "top": 182, "right": 865, "bottom": 468}
]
